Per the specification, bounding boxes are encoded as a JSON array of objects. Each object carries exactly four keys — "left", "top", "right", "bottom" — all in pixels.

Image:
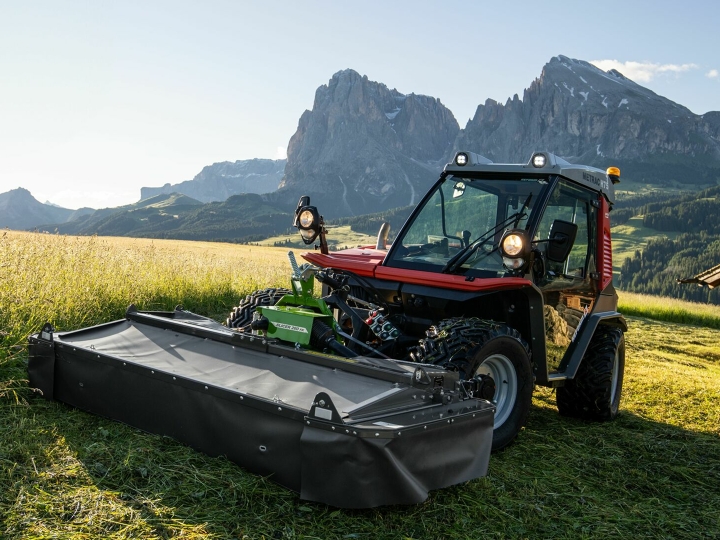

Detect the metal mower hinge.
[
  {"left": 39, "top": 323, "right": 54, "bottom": 342},
  {"left": 308, "top": 392, "right": 342, "bottom": 423}
]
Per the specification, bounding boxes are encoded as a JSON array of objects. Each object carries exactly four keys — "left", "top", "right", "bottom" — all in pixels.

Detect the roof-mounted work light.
[
  {"left": 531, "top": 153, "right": 547, "bottom": 168},
  {"left": 455, "top": 152, "right": 469, "bottom": 166}
]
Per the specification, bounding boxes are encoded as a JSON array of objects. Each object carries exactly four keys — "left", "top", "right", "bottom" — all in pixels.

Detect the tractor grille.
[{"left": 601, "top": 224, "right": 613, "bottom": 290}]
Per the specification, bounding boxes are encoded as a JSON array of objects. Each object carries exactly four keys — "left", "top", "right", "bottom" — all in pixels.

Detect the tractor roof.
[{"left": 445, "top": 151, "right": 618, "bottom": 204}]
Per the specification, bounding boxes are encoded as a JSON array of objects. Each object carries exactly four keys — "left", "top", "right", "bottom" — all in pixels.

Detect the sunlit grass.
[
  {"left": 256, "top": 224, "right": 377, "bottom": 250},
  {"left": 0, "top": 231, "right": 292, "bottom": 401},
  {"left": 618, "top": 290, "right": 720, "bottom": 329}
]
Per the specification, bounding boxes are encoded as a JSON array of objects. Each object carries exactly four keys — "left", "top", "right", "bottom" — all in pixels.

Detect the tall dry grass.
[
  {"left": 618, "top": 290, "right": 720, "bottom": 329},
  {"left": 0, "top": 231, "right": 292, "bottom": 398}
]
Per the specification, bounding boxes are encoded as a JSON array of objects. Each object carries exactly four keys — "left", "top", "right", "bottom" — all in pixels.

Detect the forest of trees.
[
  {"left": 618, "top": 233, "right": 720, "bottom": 304},
  {"left": 615, "top": 184, "right": 720, "bottom": 304}
]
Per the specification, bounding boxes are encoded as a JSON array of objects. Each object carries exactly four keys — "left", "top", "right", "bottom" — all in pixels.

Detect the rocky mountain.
[
  {"left": 456, "top": 55, "right": 720, "bottom": 185},
  {"left": 141, "top": 158, "right": 286, "bottom": 203},
  {"left": 271, "top": 69, "right": 459, "bottom": 216},
  {"left": 0, "top": 188, "right": 93, "bottom": 230}
]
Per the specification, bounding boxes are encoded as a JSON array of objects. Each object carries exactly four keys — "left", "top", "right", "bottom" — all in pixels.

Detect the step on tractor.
[{"left": 29, "top": 150, "right": 626, "bottom": 508}]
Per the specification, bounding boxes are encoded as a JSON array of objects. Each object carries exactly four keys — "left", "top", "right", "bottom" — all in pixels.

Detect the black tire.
[
  {"left": 556, "top": 326, "right": 625, "bottom": 421},
  {"left": 226, "top": 288, "right": 291, "bottom": 331},
  {"left": 412, "top": 318, "right": 533, "bottom": 451}
]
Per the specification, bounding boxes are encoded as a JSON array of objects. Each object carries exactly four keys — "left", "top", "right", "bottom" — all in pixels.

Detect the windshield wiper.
[{"left": 441, "top": 193, "right": 533, "bottom": 274}]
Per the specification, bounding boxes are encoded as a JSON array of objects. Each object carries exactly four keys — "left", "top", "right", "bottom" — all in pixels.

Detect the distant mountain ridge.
[
  {"left": 44, "top": 191, "right": 293, "bottom": 241},
  {"left": 0, "top": 188, "right": 93, "bottom": 230},
  {"left": 141, "top": 158, "right": 286, "bottom": 203},
  {"left": 6, "top": 54, "right": 720, "bottom": 236}
]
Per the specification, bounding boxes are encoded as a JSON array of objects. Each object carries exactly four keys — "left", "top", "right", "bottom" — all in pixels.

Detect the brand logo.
[
  {"left": 273, "top": 322, "right": 309, "bottom": 333},
  {"left": 583, "top": 171, "right": 609, "bottom": 191}
]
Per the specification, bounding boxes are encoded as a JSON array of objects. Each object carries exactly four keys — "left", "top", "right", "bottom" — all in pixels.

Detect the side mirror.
[
  {"left": 547, "top": 220, "right": 578, "bottom": 262},
  {"left": 293, "top": 196, "right": 321, "bottom": 245}
]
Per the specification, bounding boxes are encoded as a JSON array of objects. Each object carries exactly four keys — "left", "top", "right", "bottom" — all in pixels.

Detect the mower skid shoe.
[{"left": 28, "top": 308, "right": 494, "bottom": 508}]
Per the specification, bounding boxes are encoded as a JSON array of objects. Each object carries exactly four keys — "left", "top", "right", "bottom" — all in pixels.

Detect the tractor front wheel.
[
  {"left": 412, "top": 319, "right": 533, "bottom": 451},
  {"left": 226, "top": 288, "right": 291, "bottom": 331},
  {"left": 556, "top": 326, "right": 625, "bottom": 421}
]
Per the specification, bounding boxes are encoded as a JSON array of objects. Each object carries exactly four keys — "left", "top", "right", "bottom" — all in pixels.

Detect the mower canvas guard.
[{"left": 28, "top": 306, "right": 494, "bottom": 508}]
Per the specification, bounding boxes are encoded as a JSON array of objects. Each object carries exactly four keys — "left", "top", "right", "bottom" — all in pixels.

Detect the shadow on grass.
[{"left": 2, "top": 387, "right": 719, "bottom": 539}]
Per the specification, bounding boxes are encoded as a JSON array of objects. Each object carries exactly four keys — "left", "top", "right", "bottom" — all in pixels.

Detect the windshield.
[{"left": 386, "top": 175, "right": 551, "bottom": 276}]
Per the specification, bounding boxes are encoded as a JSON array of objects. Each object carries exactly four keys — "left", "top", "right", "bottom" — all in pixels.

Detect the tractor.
[
  {"left": 227, "top": 150, "right": 627, "bottom": 451},
  {"left": 29, "top": 150, "right": 626, "bottom": 507}
]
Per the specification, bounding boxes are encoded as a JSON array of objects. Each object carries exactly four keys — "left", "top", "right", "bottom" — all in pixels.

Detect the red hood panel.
[
  {"left": 302, "top": 250, "right": 531, "bottom": 292},
  {"left": 302, "top": 250, "right": 385, "bottom": 277},
  {"left": 374, "top": 266, "right": 532, "bottom": 292}
]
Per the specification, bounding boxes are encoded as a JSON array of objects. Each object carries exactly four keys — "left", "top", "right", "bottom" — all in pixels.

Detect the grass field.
[
  {"left": 1, "top": 232, "right": 719, "bottom": 539},
  {"left": 255, "top": 225, "right": 377, "bottom": 251}
]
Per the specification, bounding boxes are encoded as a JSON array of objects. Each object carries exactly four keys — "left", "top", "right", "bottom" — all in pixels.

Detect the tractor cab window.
[
  {"left": 533, "top": 179, "right": 597, "bottom": 286},
  {"left": 386, "top": 175, "right": 549, "bottom": 276}
]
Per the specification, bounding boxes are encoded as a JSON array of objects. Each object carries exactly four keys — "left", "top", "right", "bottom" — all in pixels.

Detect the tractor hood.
[{"left": 303, "top": 250, "right": 533, "bottom": 293}]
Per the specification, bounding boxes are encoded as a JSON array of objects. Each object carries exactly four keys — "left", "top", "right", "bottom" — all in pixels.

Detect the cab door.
[{"left": 533, "top": 179, "right": 598, "bottom": 371}]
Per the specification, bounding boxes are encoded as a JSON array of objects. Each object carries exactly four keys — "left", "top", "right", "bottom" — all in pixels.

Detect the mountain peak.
[
  {"left": 277, "top": 70, "right": 459, "bottom": 216},
  {"left": 0, "top": 188, "right": 77, "bottom": 230},
  {"left": 457, "top": 54, "right": 720, "bottom": 184}
]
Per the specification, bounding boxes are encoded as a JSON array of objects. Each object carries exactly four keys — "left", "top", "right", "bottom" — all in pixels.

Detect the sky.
[{"left": 1, "top": 0, "right": 719, "bottom": 210}]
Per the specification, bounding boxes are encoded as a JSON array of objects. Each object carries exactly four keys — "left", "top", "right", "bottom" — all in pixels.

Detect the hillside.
[
  {"left": 615, "top": 186, "right": 720, "bottom": 303},
  {"left": 44, "top": 192, "right": 294, "bottom": 242},
  {"left": 45, "top": 193, "right": 204, "bottom": 236}
]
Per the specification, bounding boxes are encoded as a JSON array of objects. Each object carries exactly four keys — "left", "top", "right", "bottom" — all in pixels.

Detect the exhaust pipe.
[{"left": 375, "top": 222, "right": 391, "bottom": 250}]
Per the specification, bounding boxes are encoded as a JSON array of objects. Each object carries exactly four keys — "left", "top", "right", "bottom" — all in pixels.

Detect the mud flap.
[{"left": 300, "top": 409, "right": 493, "bottom": 508}]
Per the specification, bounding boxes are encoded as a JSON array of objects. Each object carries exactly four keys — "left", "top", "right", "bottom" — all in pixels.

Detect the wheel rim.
[
  {"left": 474, "top": 354, "right": 518, "bottom": 428},
  {"left": 610, "top": 347, "right": 620, "bottom": 405}
]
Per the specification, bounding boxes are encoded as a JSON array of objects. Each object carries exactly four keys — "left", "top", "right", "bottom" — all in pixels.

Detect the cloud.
[
  {"left": 707, "top": 69, "right": 719, "bottom": 79},
  {"left": 590, "top": 59, "right": 698, "bottom": 82}
]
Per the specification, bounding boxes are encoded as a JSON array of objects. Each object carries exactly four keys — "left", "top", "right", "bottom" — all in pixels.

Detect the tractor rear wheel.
[
  {"left": 226, "top": 288, "right": 291, "bottom": 331},
  {"left": 556, "top": 326, "right": 625, "bottom": 421},
  {"left": 412, "top": 318, "right": 533, "bottom": 451}
]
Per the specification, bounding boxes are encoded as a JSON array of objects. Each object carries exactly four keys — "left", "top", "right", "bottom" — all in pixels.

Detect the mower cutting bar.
[{"left": 28, "top": 308, "right": 494, "bottom": 508}]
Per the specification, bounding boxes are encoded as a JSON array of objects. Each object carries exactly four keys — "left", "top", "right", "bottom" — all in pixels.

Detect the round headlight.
[
  {"left": 502, "top": 233, "right": 524, "bottom": 257},
  {"left": 298, "top": 209, "right": 315, "bottom": 228},
  {"left": 455, "top": 152, "right": 469, "bottom": 166},
  {"left": 532, "top": 153, "right": 547, "bottom": 168}
]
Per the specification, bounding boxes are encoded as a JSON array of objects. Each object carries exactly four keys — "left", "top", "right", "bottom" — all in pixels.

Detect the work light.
[{"left": 532, "top": 153, "right": 547, "bottom": 168}]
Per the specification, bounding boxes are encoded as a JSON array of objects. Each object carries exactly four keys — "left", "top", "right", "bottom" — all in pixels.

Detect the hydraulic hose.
[{"left": 311, "top": 320, "right": 358, "bottom": 358}]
